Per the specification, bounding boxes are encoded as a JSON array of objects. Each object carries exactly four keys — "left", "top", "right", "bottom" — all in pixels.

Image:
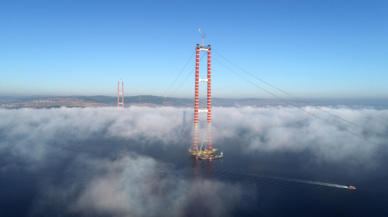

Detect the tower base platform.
[
  {"left": 197, "top": 153, "right": 223, "bottom": 160},
  {"left": 189, "top": 149, "right": 223, "bottom": 160},
  {"left": 188, "top": 149, "right": 217, "bottom": 156}
]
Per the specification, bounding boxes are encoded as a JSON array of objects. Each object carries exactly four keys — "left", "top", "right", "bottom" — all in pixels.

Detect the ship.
[{"left": 348, "top": 186, "right": 356, "bottom": 190}]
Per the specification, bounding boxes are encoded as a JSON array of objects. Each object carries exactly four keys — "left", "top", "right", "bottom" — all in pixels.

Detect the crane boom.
[{"left": 197, "top": 132, "right": 206, "bottom": 156}]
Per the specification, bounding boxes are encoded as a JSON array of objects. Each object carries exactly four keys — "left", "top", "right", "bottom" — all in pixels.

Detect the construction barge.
[
  {"left": 197, "top": 152, "right": 223, "bottom": 160},
  {"left": 189, "top": 148, "right": 223, "bottom": 160},
  {"left": 189, "top": 137, "right": 224, "bottom": 161}
]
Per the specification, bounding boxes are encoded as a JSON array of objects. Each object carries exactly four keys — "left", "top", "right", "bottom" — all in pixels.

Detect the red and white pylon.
[{"left": 193, "top": 43, "right": 212, "bottom": 151}]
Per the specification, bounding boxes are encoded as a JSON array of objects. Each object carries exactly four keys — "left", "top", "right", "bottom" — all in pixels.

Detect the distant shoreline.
[{"left": 1, "top": 95, "right": 387, "bottom": 110}]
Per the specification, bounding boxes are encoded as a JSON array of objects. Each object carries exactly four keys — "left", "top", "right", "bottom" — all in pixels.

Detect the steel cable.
[
  {"left": 213, "top": 50, "right": 388, "bottom": 140},
  {"left": 213, "top": 57, "right": 381, "bottom": 146},
  {"left": 162, "top": 51, "right": 195, "bottom": 97}
]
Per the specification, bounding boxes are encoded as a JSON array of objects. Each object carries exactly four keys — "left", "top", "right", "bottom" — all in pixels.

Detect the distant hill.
[
  {"left": 76, "top": 95, "right": 193, "bottom": 107},
  {"left": 1, "top": 95, "right": 387, "bottom": 109}
]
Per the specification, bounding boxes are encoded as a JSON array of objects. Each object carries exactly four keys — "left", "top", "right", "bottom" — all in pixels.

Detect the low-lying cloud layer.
[
  {"left": 1, "top": 106, "right": 387, "bottom": 216},
  {"left": 30, "top": 153, "right": 248, "bottom": 217},
  {"left": 212, "top": 106, "right": 388, "bottom": 163},
  {"left": 1, "top": 106, "right": 387, "bottom": 165}
]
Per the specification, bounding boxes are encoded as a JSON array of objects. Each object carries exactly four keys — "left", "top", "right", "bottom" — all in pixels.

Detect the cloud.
[
  {"left": 211, "top": 106, "right": 388, "bottom": 163},
  {"left": 0, "top": 106, "right": 387, "bottom": 168},
  {"left": 0, "top": 107, "right": 186, "bottom": 170},
  {"left": 0, "top": 106, "right": 388, "bottom": 216},
  {"left": 30, "top": 153, "right": 249, "bottom": 217}
]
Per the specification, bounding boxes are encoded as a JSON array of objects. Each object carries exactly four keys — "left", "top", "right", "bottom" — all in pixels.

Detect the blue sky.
[{"left": 0, "top": 0, "right": 387, "bottom": 98}]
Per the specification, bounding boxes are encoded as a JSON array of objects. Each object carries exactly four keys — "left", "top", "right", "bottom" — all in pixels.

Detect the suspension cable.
[
  {"left": 169, "top": 55, "right": 205, "bottom": 98},
  {"left": 213, "top": 50, "right": 388, "bottom": 140},
  {"left": 162, "top": 51, "right": 195, "bottom": 97},
  {"left": 213, "top": 57, "right": 381, "bottom": 146}
]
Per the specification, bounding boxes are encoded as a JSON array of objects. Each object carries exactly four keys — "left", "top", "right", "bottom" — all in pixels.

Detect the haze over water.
[{"left": 1, "top": 106, "right": 387, "bottom": 216}]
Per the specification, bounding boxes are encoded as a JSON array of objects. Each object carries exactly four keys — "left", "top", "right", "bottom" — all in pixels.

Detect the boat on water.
[{"left": 348, "top": 186, "right": 356, "bottom": 190}]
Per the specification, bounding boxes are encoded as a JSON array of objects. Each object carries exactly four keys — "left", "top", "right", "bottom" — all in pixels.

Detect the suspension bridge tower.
[
  {"left": 189, "top": 29, "right": 221, "bottom": 159},
  {"left": 118, "top": 80, "right": 124, "bottom": 107}
]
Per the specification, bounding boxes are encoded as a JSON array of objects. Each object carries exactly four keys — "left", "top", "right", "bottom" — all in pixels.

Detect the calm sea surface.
[{"left": 1, "top": 137, "right": 388, "bottom": 217}]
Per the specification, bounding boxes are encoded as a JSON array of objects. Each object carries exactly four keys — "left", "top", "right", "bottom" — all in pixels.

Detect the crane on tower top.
[{"left": 198, "top": 28, "right": 206, "bottom": 47}]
